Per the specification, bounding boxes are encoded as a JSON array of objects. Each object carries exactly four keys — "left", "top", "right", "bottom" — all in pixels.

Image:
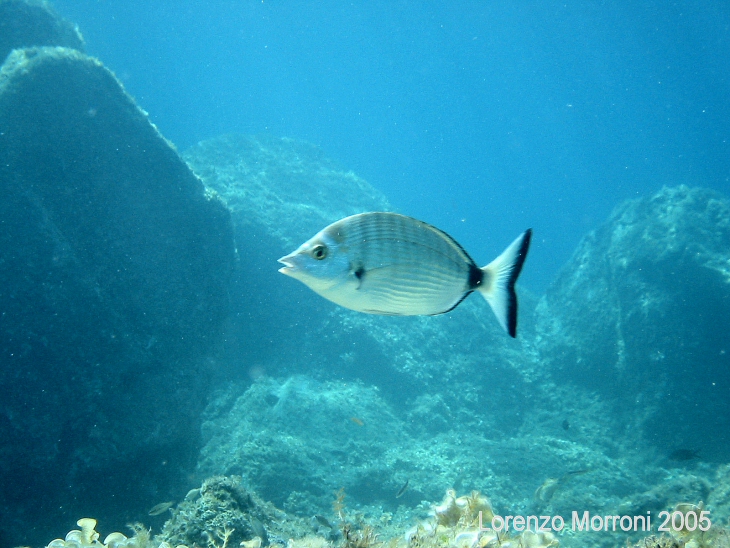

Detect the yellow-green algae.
[{"left": 38, "top": 481, "right": 730, "bottom": 548}]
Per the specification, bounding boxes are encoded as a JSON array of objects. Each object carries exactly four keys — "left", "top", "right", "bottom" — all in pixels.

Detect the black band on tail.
[{"left": 505, "top": 228, "right": 532, "bottom": 337}]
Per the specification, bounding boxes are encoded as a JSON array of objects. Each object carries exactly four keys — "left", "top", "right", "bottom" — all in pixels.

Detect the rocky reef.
[
  {"left": 534, "top": 185, "right": 730, "bottom": 459},
  {"left": 0, "top": 34, "right": 235, "bottom": 548},
  {"left": 184, "top": 133, "right": 391, "bottom": 251},
  {"left": 39, "top": 480, "right": 730, "bottom": 548},
  {"left": 159, "top": 476, "right": 293, "bottom": 548},
  {"left": 197, "top": 376, "right": 410, "bottom": 514}
]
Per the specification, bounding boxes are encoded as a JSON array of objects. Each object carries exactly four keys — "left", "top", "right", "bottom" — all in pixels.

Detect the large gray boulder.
[
  {"left": 0, "top": 47, "right": 235, "bottom": 546},
  {"left": 535, "top": 185, "right": 730, "bottom": 459}
]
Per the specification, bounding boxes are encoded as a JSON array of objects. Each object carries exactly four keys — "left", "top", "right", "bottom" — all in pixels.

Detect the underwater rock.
[
  {"left": 617, "top": 474, "right": 711, "bottom": 518},
  {"left": 0, "top": 0, "right": 84, "bottom": 63},
  {"left": 535, "top": 185, "right": 730, "bottom": 458},
  {"left": 0, "top": 47, "right": 235, "bottom": 545},
  {"left": 158, "top": 476, "right": 292, "bottom": 548},
  {"left": 184, "top": 133, "right": 391, "bottom": 251},
  {"left": 198, "top": 376, "right": 412, "bottom": 514},
  {"left": 196, "top": 374, "right": 633, "bottom": 531}
]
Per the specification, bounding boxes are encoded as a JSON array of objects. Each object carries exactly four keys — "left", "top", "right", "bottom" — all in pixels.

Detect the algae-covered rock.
[
  {"left": 535, "top": 185, "right": 730, "bottom": 458},
  {"left": 196, "top": 374, "right": 638, "bottom": 531},
  {"left": 159, "top": 476, "right": 292, "bottom": 548},
  {"left": 0, "top": 47, "right": 235, "bottom": 546},
  {"left": 0, "top": 0, "right": 84, "bottom": 62},
  {"left": 184, "top": 133, "right": 391, "bottom": 250},
  {"left": 198, "top": 376, "right": 410, "bottom": 514}
]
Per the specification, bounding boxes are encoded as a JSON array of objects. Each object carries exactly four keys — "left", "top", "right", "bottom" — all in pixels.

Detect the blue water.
[
  {"left": 2, "top": 3, "right": 730, "bottom": 547},
  {"left": 54, "top": 0, "right": 730, "bottom": 292}
]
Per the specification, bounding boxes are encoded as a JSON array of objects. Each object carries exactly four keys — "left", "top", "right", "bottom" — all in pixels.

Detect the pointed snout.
[{"left": 278, "top": 253, "right": 299, "bottom": 276}]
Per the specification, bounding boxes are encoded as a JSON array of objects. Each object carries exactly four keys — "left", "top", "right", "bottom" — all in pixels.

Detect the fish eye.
[{"left": 311, "top": 244, "right": 328, "bottom": 260}]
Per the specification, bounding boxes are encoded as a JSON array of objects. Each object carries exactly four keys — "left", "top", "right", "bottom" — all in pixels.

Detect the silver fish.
[
  {"left": 148, "top": 500, "right": 174, "bottom": 516},
  {"left": 278, "top": 212, "right": 531, "bottom": 337}
]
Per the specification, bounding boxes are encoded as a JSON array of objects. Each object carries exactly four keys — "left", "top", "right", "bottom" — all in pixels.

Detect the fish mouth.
[{"left": 277, "top": 255, "right": 297, "bottom": 275}]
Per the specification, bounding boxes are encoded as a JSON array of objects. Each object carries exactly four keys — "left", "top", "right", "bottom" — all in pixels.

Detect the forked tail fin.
[{"left": 476, "top": 229, "right": 532, "bottom": 337}]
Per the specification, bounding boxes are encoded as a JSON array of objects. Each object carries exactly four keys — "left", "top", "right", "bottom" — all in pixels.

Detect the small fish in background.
[
  {"left": 350, "top": 417, "right": 365, "bottom": 426},
  {"left": 534, "top": 469, "right": 591, "bottom": 503},
  {"left": 561, "top": 419, "right": 570, "bottom": 431},
  {"left": 395, "top": 479, "right": 410, "bottom": 499},
  {"left": 533, "top": 477, "right": 560, "bottom": 503},
  {"left": 311, "top": 515, "right": 334, "bottom": 529},
  {"left": 279, "top": 213, "right": 532, "bottom": 337},
  {"left": 148, "top": 501, "right": 174, "bottom": 516},
  {"left": 668, "top": 448, "right": 701, "bottom": 462}
]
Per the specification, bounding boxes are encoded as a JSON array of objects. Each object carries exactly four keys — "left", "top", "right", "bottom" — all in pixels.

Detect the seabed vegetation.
[{"left": 35, "top": 477, "right": 730, "bottom": 548}]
